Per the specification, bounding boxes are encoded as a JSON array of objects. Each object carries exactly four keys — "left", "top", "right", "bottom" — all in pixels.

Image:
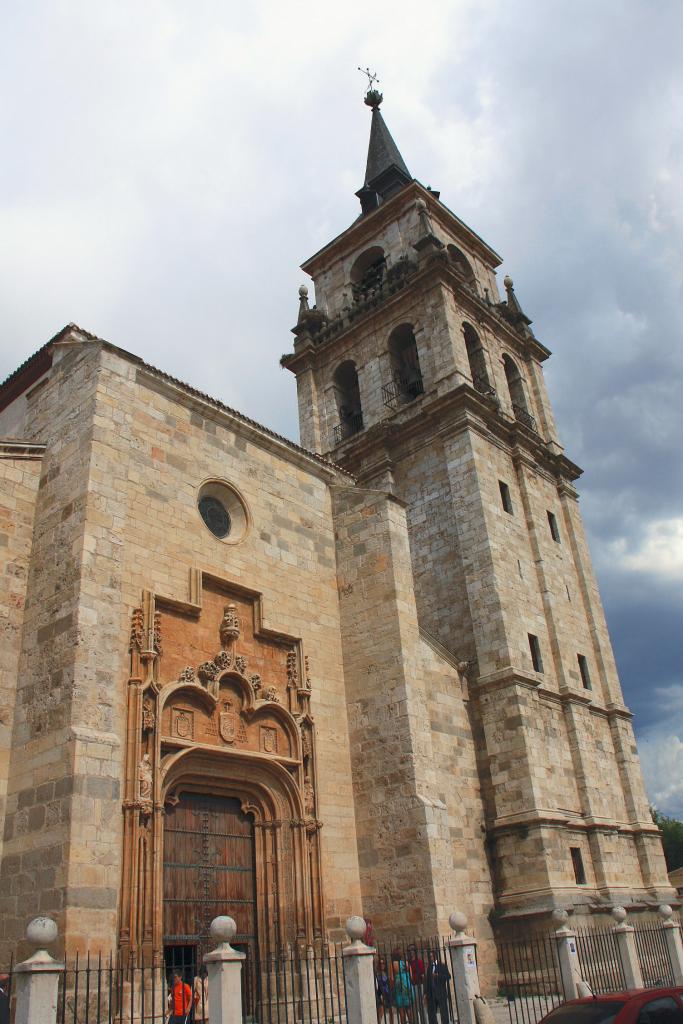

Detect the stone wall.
[
  {"left": 332, "top": 483, "right": 443, "bottom": 934},
  {"left": 0, "top": 337, "right": 118, "bottom": 960},
  {"left": 393, "top": 437, "right": 476, "bottom": 661},
  {"left": 0, "top": 446, "right": 43, "bottom": 871},
  {"left": 101, "top": 351, "right": 362, "bottom": 937},
  {"left": 0, "top": 331, "right": 364, "bottom": 956}
]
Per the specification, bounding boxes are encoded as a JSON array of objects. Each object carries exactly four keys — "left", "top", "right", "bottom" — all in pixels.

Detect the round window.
[
  {"left": 196, "top": 480, "right": 249, "bottom": 544},
  {"left": 198, "top": 495, "right": 231, "bottom": 539}
]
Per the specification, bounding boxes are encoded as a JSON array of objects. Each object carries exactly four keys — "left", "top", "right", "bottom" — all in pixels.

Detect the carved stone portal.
[{"left": 120, "top": 574, "right": 322, "bottom": 962}]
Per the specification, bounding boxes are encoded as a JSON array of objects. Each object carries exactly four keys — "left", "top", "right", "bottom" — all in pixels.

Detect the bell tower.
[{"left": 282, "top": 86, "right": 671, "bottom": 926}]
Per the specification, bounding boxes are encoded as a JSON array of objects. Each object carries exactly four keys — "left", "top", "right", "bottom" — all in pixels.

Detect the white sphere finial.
[
  {"left": 552, "top": 908, "right": 569, "bottom": 927},
  {"left": 299, "top": 284, "right": 308, "bottom": 297},
  {"left": 449, "top": 911, "right": 467, "bottom": 935},
  {"left": 210, "top": 916, "right": 237, "bottom": 944},
  {"left": 503, "top": 275, "right": 513, "bottom": 289},
  {"left": 611, "top": 906, "right": 627, "bottom": 924},
  {"left": 658, "top": 904, "right": 673, "bottom": 921},
  {"left": 346, "top": 916, "right": 367, "bottom": 942},
  {"left": 26, "top": 916, "right": 58, "bottom": 947}
]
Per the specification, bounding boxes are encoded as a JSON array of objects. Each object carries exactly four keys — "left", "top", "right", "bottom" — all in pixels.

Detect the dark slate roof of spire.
[
  {"left": 363, "top": 104, "right": 411, "bottom": 187},
  {"left": 356, "top": 91, "right": 412, "bottom": 214}
]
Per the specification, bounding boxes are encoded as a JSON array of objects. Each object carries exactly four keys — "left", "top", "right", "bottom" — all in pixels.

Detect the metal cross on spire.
[
  {"left": 358, "top": 66, "right": 383, "bottom": 109},
  {"left": 358, "top": 66, "right": 380, "bottom": 91}
]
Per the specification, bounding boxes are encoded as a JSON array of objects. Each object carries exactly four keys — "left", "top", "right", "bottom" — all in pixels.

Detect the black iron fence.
[
  {"left": 2, "top": 948, "right": 349, "bottom": 1024},
  {"left": 55, "top": 956, "right": 167, "bottom": 1024},
  {"left": 371, "top": 935, "right": 461, "bottom": 1024},
  {"left": 38, "top": 941, "right": 454, "bottom": 1024},
  {"left": 333, "top": 412, "right": 363, "bottom": 445},
  {"left": 512, "top": 404, "right": 537, "bottom": 433},
  {"left": 498, "top": 934, "right": 565, "bottom": 1024},
  {"left": 381, "top": 372, "right": 424, "bottom": 409},
  {"left": 245, "top": 946, "right": 348, "bottom": 1024},
  {"left": 499, "top": 918, "right": 682, "bottom": 1024},
  {"left": 574, "top": 925, "right": 626, "bottom": 995},
  {"left": 633, "top": 924, "right": 675, "bottom": 989}
]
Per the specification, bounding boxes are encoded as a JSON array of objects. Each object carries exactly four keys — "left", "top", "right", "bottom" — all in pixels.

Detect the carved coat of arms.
[
  {"left": 219, "top": 700, "right": 236, "bottom": 744},
  {"left": 260, "top": 725, "right": 278, "bottom": 754}
]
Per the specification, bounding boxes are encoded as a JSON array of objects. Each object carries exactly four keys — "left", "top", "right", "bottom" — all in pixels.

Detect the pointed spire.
[{"left": 355, "top": 74, "right": 412, "bottom": 215}]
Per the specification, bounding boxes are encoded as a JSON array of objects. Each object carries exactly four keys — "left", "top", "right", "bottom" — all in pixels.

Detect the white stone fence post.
[
  {"left": 658, "top": 905, "right": 683, "bottom": 986},
  {"left": 611, "top": 906, "right": 643, "bottom": 989},
  {"left": 343, "top": 915, "right": 377, "bottom": 1024},
  {"left": 14, "top": 917, "right": 64, "bottom": 1024},
  {"left": 204, "top": 916, "right": 245, "bottom": 1024},
  {"left": 552, "top": 909, "right": 591, "bottom": 999},
  {"left": 447, "top": 911, "right": 482, "bottom": 1024}
]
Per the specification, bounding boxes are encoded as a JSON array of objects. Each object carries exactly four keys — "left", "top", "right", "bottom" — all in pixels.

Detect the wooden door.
[{"left": 163, "top": 792, "right": 257, "bottom": 960}]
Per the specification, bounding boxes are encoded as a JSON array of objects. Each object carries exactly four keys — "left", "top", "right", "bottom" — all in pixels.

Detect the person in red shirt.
[
  {"left": 167, "top": 970, "right": 192, "bottom": 1024},
  {"left": 363, "top": 918, "right": 375, "bottom": 948}
]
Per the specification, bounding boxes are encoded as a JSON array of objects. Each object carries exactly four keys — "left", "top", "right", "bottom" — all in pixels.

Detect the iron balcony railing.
[
  {"left": 513, "top": 403, "right": 538, "bottom": 433},
  {"left": 333, "top": 411, "right": 363, "bottom": 445},
  {"left": 472, "top": 374, "right": 496, "bottom": 398},
  {"left": 381, "top": 371, "right": 424, "bottom": 409}
]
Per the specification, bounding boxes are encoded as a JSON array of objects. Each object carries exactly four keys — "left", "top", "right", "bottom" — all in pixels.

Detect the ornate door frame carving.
[{"left": 120, "top": 571, "right": 324, "bottom": 963}]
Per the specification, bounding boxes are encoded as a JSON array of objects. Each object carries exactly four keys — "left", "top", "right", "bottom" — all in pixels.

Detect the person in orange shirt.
[{"left": 167, "top": 970, "right": 192, "bottom": 1024}]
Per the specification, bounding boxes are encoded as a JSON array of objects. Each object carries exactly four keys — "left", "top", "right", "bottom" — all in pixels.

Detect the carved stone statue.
[
  {"left": 142, "top": 698, "right": 155, "bottom": 732},
  {"left": 286, "top": 650, "right": 298, "bottom": 687},
  {"left": 304, "top": 777, "right": 315, "bottom": 817},
  {"left": 415, "top": 197, "right": 434, "bottom": 237},
  {"left": 219, "top": 604, "right": 240, "bottom": 647},
  {"left": 138, "top": 753, "right": 153, "bottom": 801}
]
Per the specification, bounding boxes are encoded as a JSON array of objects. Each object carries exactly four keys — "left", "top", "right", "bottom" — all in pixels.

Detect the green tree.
[{"left": 651, "top": 808, "right": 683, "bottom": 871}]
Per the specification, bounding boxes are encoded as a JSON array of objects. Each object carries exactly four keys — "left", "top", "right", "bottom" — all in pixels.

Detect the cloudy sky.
[{"left": 1, "top": 2, "right": 682, "bottom": 817}]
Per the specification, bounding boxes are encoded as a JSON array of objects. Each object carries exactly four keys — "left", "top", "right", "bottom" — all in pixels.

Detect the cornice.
[
  {"left": 472, "top": 666, "right": 543, "bottom": 697},
  {"left": 419, "top": 627, "right": 466, "bottom": 674},
  {"left": 330, "top": 382, "right": 583, "bottom": 488},
  {"left": 135, "top": 367, "right": 353, "bottom": 486},
  {"left": 488, "top": 810, "right": 661, "bottom": 839},
  {"left": 285, "top": 256, "right": 551, "bottom": 374},
  {"left": 301, "top": 180, "right": 502, "bottom": 277},
  {"left": 0, "top": 440, "right": 47, "bottom": 460}
]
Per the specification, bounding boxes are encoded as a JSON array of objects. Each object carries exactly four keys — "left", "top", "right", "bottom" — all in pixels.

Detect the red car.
[{"left": 539, "top": 990, "right": 683, "bottom": 1024}]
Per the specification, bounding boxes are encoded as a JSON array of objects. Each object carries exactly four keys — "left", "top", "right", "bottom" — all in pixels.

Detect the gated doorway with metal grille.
[{"left": 162, "top": 792, "right": 258, "bottom": 994}]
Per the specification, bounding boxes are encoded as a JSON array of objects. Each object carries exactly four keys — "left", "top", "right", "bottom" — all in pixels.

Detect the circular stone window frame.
[{"left": 196, "top": 478, "right": 251, "bottom": 545}]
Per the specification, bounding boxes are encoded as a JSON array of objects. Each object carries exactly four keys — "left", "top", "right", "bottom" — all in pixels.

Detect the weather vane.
[
  {"left": 358, "top": 67, "right": 383, "bottom": 108},
  {"left": 358, "top": 67, "right": 380, "bottom": 91}
]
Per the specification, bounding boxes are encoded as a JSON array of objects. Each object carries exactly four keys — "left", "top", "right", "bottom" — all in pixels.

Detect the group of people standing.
[{"left": 374, "top": 944, "right": 452, "bottom": 1024}]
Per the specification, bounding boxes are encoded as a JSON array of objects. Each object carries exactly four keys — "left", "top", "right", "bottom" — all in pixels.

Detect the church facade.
[{"left": 0, "top": 90, "right": 673, "bottom": 973}]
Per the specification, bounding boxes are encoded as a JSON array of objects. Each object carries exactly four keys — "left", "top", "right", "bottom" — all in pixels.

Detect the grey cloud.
[{"left": 1, "top": 1, "right": 682, "bottom": 811}]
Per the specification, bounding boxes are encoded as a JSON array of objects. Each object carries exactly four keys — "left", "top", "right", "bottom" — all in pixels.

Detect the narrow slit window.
[
  {"left": 577, "top": 654, "right": 592, "bottom": 690},
  {"left": 547, "top": 510, "right": 561, "bottom": 543},
  {"left": 571, "top": 847, "right": 587, "bottom": 885},
  {"left": 499, "top": 481, "right": 513, "bottom": 515},
  {"left": 528, "top": 633, "right": 543, "bottom": 673}
]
